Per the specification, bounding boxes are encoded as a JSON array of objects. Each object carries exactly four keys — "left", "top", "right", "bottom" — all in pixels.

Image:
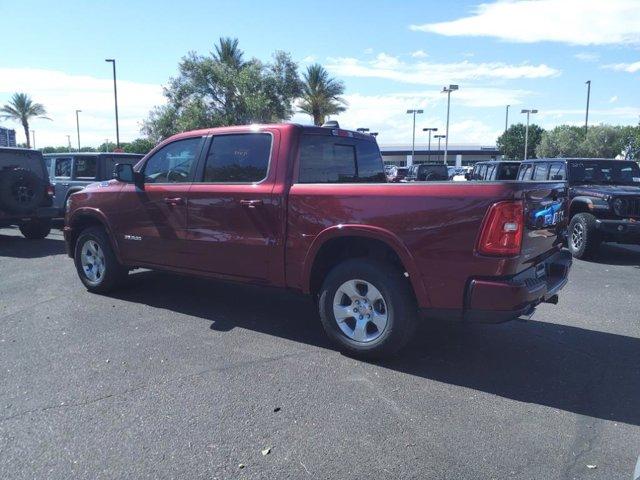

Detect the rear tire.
[
  {"left": 19, "top": 218, "right": 52, "bottom": 239},
  {"left": 318, "top": 258, "right": 417, "bottom": 359},
  {"left": 74, "top": 226, "right": 128, "bottom": 293},
  {"left": 568, "top": 213, "right": 601, "bottom": 259}
]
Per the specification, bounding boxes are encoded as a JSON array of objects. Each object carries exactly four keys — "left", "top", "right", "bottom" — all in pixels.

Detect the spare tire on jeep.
[{"left": 0, "top": 168, "right": 46, "bottom": 214}]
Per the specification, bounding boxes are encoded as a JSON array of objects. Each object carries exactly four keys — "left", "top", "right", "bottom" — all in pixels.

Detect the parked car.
[
  {"left": 64, "top": 123, "right": 571, "bottom": 358},
  {"left": 0, "top": 147, "right": 56, "bottom": 238},
  {"left": 404, "top": 163, "right": 449, "bottom": 181},
  {"left": 389, "top": 166, "right": 408, "bottom": 182},
  {"left": 518, "top": 157, "right": 640, "bottom": 258},
  {"left": 45, "top": 152, "right": 143, "bottom": 215},
  {"left": 468, "top": 161, "right": 521, "bottom": 181}
]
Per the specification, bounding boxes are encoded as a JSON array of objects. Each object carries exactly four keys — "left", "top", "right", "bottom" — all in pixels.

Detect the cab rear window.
[{"left": 298, "top": 135, "right": 385, "bottom": 183}]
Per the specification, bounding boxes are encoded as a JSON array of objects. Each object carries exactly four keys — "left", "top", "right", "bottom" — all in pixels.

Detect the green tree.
[
  {"left": 298, "top": 64, "right": 347, "bottom": 126},
  {"left": 537, "top": 124, "right": 637, "bottom": 159},
  {"left": 536, "top": 125, "right": 584, "bottom": 158},
  {"left": 497, "top": 123, "right": 544, "bottom": 160},
  {"left": 123, "top": 138, "right": 156, "bottom": 154},
  {"left": 142, "top": 38, "right": 302, "bottom": 142},
  {"left": 0, "top": 93, "right": 51, "bottom": 148}
]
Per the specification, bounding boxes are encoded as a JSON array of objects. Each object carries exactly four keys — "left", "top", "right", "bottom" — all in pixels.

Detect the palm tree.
[
  {"left": 299, "top": 64, "right": 347, "bottom": 126},
  {"left": 213, "top": 37, "right": 244, "bottom": 70},
  {"left": 0, "top": 93, "right": 50, "bottom": 148}
]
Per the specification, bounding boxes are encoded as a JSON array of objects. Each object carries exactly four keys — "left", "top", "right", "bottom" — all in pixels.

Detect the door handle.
[
  {"left": 240, "top": 199, "right": 263, "bottom": 209},
  {"left": 163, "top": 197, "right": 185, "bottom": 206}
]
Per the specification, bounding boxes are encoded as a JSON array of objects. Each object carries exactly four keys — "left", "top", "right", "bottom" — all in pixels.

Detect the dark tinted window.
[
  {"left": 203, "top": 133, "right": 271, "bottom": 182},
  {"left": 568, "top": 160, "right": 640, "bottom": 186},
  {"left": 532, "top": 163, "right": 549, "bottom": 181},
  {"left": 299, "top": 136, "right": 356, "bottom": 183},
  {"left": 74, "top": 156, "right": 97, "bottom": 179},
  {"left": 356, "top": 141, "right": 385, "bottom": 182},
  {"left": 548, "top": 163, "right": 566, "bottom": 180},
  {"left": 143, "top": 137, "right": 201, "bottom": 183},
  {"left": 498, "top": 163, "right": 520, "bottom": 180},
  {"left": 55, "top": 157, "right": 72, "bottom": 177}
]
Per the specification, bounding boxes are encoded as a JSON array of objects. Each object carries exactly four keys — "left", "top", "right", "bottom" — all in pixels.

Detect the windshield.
[{"left": 568, "top": 160, "right": 640, "bottom": 186}]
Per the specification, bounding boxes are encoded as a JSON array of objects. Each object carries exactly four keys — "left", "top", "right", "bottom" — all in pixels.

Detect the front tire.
[
  {"left": 74, "top": 226, "right": 128, "bottom": 293},
  {"left": 568, "top": 213, "right": 601, "bottom": 259},
  {"left": 19, "top": 218, "right": 51, "bottom": 239},
  {"left": 318, "top": 258, "right": 417, "bottom": 359}
]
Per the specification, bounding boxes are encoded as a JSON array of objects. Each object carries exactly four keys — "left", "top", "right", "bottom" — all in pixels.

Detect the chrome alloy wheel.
[
  {"left": 80, "top": 239, "right": 106, "bottom": 284},
  {"left": 571, "top": 222, "right": 585, "bottom": 250},
  {"left": 332, "top": 279, "right": 389, "bottom": 343}
]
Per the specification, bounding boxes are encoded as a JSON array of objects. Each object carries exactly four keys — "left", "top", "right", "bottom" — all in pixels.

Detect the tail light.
[
  {"left": 477, "top": 200, "right": 523, "bottom": 256},
  {"left": 46, "top": 185, "right": 55, "bottom": 197}
]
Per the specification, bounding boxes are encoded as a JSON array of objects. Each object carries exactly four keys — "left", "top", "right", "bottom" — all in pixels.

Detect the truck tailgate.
[{"left": 518, "top": 181, "right": 568, "bottom": 264}]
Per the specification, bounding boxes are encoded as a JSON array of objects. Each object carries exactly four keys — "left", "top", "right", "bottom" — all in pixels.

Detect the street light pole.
[
  {"left": 105, "top": 59, "right": 120, "bottom": 148},
  {"left": 441, "top": 85, "right": 459, "bottom": 166},
  {"left": 521, "top": 109, "right": 538, "bottom": 160},
  {"left": 584, "top": 80, "right": 591, "bottom": 133},
  {"left": 406, "top": 109, "right": 424, "bottom": 166},
  {"left": 423, "top": 127, "right": 438, "bottom": 162},
  {"left": 75, "top": 109, "right": 82, "bottom": 152},
  {"left": 505, "top": 105, "right": 510, "bottom": 133},
  {"left": 66, "top": 135, "right": 71, "bottom": 152},
  {"left": 435, "top": 134, "right": 446, "bottom": 162}
]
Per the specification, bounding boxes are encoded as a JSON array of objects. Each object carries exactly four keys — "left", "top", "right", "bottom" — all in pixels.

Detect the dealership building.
[
  {"left": 380, "top": 143, "right": 500, "bottom": 167},
  {"left": 0, "top": 126, "right": 17, "bottom": 147}
]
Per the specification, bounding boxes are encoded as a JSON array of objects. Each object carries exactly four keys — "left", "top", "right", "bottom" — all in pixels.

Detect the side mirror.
[{"left": 114, "top": 163, "right": 137, "bottom": 183}]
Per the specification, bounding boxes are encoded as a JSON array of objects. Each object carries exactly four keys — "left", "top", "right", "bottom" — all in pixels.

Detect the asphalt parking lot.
[{"left": 1, "top": 226, "right": 639, "bottom": 480}]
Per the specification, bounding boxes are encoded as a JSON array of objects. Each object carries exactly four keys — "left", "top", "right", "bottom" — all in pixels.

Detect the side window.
[
  {"left": 73, "top": 156, "right": 97, "bottom": 179},
  {"left": 356, "top": 141, "right": 386, "bottom": 182},
  {"left": 298, "top": 135, "right": 356, "bottom": 183},
  {"left": 143, "top": 137, "right": 201, "bottom": 183},
  {"left": 203, "top": 133, "right": 271, "bottom": 182},
  {"left": 54, "top": 157, "right": 72, "bottom": 177},
  {"left": 486, "top": 165, "right": 496, "bottom": 180},
  {"left": 548, "top": 163, "right": 566, "bottom": 180},
  {"left": 518, "top": 164, "right": 532, "bottom": 180},
  {"left": 478, "top": 165, "right": 487, "bottom": 180},
  {"left": 532, "top": 163, "right": 549, "bottom": 181}
]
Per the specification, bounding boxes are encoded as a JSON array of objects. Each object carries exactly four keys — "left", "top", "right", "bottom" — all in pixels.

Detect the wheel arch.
[
  {"left": 302, "top": 225, "right": 430, "bottom": 308},
  {"left": 67, "top": 208, "right": 122, "bottom": 262},
  {"left": 569, "top": 197, "right": 593, "bottom": 217}
]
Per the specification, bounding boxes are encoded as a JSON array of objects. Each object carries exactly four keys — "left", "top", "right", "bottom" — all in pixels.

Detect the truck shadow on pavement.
[
  {"left": 0, "top": 231, "right": 67, "bottom": 258},
  {"left": 585, "top": 243, "right": 640, "bottom": 268},
  {"left": 112, "top": 269, "right": 640, "bottom": 427}
]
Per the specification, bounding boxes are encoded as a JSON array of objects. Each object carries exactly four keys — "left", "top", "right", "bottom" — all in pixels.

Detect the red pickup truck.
[{"left": 64, "top": 124, "right": 571, "bottom": 357}]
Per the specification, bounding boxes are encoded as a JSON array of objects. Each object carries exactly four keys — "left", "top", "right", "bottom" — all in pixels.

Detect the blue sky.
[{"left": 1, "top": 0, "right": 639, "bottom": 147}]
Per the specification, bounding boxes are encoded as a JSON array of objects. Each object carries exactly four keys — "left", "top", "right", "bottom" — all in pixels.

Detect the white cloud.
[
  {"left": 294, "top": 89, "right": 524, "bottom": 145},
  {"left": 302, "top": 55, "right": 317, "bottom": 63},
  {"left": 0, "top": 68, "right": 163, "bottom": 147},
  {"left": 411, "top": 50, "right": 428, "bottom": 58},
  {"left": 609, "top": 95, "right": 618, "bottom": 103},
  {"left": 326, "top": 56, "right": 559, "bottom": 85},
  {"left": 410, "top": 0, "right": 640, "bottom": 45},
  {"left": 603, "top": 61, "right": 640, "bottom": 73},
  {"left": 574, "top": 52, "right": 600, "bottom": 62},
  {"left": 363, "top": 48, "right": 374, "bottom": 54}
]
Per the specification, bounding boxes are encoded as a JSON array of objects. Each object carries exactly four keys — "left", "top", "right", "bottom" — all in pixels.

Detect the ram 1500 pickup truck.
[{"left": 64, "top": 124, "right": 572, "bottom": 358}]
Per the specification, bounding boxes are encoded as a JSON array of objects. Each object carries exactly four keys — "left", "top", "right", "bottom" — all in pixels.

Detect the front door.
[
  {"left": 114, "top": 136, "right": 204, "bottom": 267},
  {"left": 185, "top": 131, "right": 282, "bottom": 283}
]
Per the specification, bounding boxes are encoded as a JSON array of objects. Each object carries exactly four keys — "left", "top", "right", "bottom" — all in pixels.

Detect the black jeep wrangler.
[
  {"left": 0, "top": 148, "right": 57, "bottom": 239},
  {"left": 518, "top": 158, "right": 640, "bottom": 258}
]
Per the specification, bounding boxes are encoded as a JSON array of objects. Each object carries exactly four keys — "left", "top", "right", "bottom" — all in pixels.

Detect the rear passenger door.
[{"left": 185, "top": 131, "right": 281, "bottom": 281}]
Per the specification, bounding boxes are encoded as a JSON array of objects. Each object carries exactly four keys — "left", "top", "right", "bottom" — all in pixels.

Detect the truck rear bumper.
[{"left": 463, "top": 249, "right": 572, "bottom": 323}]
